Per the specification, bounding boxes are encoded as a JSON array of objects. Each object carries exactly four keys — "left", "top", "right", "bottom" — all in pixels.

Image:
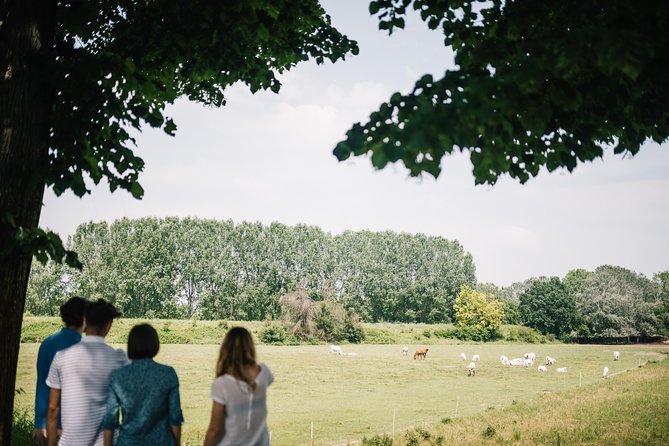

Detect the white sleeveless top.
[{"left": 210, "top": 363, "right": 274, "bottom": 446}]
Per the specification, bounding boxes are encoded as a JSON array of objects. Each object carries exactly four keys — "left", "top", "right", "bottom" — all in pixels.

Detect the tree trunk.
[{"left": 0, "top": 1, "right": 56, "bottom": 444}]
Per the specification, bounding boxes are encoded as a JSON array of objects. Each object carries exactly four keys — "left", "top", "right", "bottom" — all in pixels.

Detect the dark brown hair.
[
  {"left": 215, "top": 327, "right": 257, "bottom": 386},
  {"left": 85, "top": 299, "right": 121, "bottom": 330},
  {"left": 60, "top": 296, "right": 89, "bottom": 328},
  {"left": 128, "top": 323, "right": 160, "bottom": 360}
]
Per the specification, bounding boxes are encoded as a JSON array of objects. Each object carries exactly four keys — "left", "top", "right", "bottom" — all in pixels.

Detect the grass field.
[{"left": 14, "top": 340, "right": 667, "bottom": 445}]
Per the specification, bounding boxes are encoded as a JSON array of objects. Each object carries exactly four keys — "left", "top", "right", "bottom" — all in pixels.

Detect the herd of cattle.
[{"left": 331, "top": 344, "right": 621, "bottom": 378}]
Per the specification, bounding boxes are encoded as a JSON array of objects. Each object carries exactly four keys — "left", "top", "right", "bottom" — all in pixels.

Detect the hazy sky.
[{"left": 39, "top": 1, "right": 669, "bottom": 286}]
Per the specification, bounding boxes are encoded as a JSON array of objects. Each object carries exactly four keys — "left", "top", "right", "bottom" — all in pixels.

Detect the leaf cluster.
[{"left": 335, "top": 1, "right": 669, "bottom": 184}]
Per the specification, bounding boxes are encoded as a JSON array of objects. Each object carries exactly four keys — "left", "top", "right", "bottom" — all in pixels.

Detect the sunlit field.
[{"left": 15, "top": 341, "right": 666, "bottom": 445}]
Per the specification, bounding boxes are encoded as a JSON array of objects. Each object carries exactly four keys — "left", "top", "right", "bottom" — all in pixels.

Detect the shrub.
[
  {"left": 259, "top": 321, "right": 288, "bottom": 345},
  {"left": 482, "top": 425, "right": 496, "bottom": 438},
  {"left": 344, "top": 311, "right": 365, "bottom": 343},
  {"left": 11, "top": 409, "right": 33, "bottom": 446},
  {"left": 362, "top": 434, "right": 393, "bottom": 446},
  {"left": 504, "top": 326, "right": 547, "bottom": 343}
]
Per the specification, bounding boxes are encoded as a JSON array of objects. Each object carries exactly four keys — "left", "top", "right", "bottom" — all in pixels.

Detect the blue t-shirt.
[{"left": 34, "top": 328, "right": 81, "bottom": 428}]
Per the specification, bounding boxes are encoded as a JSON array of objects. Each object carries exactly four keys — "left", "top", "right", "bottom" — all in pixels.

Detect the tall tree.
[
  {"left": 575, "top": 265, "right": 660, "bottom": 338},
  {"left": 334, "top": 1, "right": 669, "bottom": 184},
  {"left": 0, "top": 2, "right": 357, "bottom": 441},
  {"left": 519, "top": 277, "right": 577, "bottom": 338},
  {"left": 453, "top": 284, "right": 504, "bottom": 340}
]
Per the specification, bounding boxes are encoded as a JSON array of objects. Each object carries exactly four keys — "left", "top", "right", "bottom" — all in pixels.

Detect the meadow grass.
[
  {"left": 384, "top": 355, "right": 669, "bottom": 445},
  {"left": 15, "top": 337, "right": 667, "bottom": 445}
]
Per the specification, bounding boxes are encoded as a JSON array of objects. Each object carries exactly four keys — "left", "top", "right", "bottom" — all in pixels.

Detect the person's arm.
[
  {"left": 46, "top": 388, "right": 61, "bottom": 446},
  {"left": 202, "top": 401, "right": 225, "bottom": 446},
  {"left": 170, "top": 424, "right": 181, "bottom": 445},
  {"left": 103, "top": 429, "right": 114, "bottom": 446}
]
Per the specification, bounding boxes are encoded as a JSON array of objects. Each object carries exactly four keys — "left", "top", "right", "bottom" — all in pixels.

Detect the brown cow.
[{"left": 413, "top": 348, "right": 429, "bottom": 360}]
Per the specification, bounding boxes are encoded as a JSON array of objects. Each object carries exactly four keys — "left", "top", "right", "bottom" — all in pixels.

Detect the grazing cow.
[
  {"left": 546, "top": 356, "right": 556, "bottom": 366},
  {"left": 523, "top": 358, "right": 533, "bottom": 368},
  {"left": 330, "top": 345, "right": 343, "bottom": 355},
  {"left": 537, "top": 365, "right": 547, "bottom": 372},
  {"left": 524, "top": 352, "right": 536, "bottom": 361},
  {"left": 602, "top": 366, "right": 609, "bottom": 378},
  {"left": 613, "top": 351, "right": 620, "bottom": 361},
  {"left": 402, "top": 346, "right": 409, "bottom": 357},
  {"left": 508, "top": 358, "right": 525, "bottom": 367},
  {"left": 467, "top": 362, "right": 477, "bottom": 376},
  {"left": 460, "top": 352, "right": 467, "bottom": 361},
  {"left": 414, "top": 348, "right": 429, "bottom": 360},
  {"left": 500, "top": 355, "right": 509, "bottom": 365},
  {"left": 472, "top": 354, "right": 480, "bottom": 362},
  {"left": 556, "top": 367, "right": 568, "bottom": 373}
]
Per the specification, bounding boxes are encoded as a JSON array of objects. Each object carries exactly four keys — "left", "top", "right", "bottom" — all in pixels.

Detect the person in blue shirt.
[
  {"left": 33, "top": 296, "right": 89, "bottom": 446},
  {"left": 102, "top": 323, "right": 184, "bottom": 445}
]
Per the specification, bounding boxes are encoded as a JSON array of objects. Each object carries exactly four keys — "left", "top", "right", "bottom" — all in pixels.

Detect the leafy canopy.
[
  {"left": 4, "top": 0, "right": 358, "bottom": 267},
  {"left": 334, "top": 0, "right": 669, "bottom": 184},
  {"left": 519, "top": 276, "right": 577, "bottom": 337},
  {"left": 453, "top": 284, "right": 504, "bottom": 339}
]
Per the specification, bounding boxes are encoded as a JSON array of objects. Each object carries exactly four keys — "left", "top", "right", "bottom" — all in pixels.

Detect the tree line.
[
  {"left": 479, "top": 267, "right": 669, "bottom": 340},
  {"left": 26, "top": 217, "right": 668, "bottom": 339},
  {"left": 26, "top": 217, "right": 476, "bottom": 324}
]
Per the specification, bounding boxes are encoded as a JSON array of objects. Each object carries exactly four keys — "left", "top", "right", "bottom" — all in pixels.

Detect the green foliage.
[
  {"left": 519, "top": 277, "right": 577, "bottom": 338},
  {"left": 343, "top": 311, "right": 365, "bottom": 343},
  {"left": 259, "top": 320, "right": 288, "bottom": 345},
  {"left": 574, "top": 265, "right": 662, "bottom": 337},
  {"left": 482, "top": 425, "right": 497, "bottom": 439},
  {"left": 362, "top": 434, "right": 393, "bottom": 446},
  {"left": 11, "top": 409, "right": 33, "bottom": 446},
  {"left": 503, "top": 326, "right": 548, "bottom": 344},
  {"left": 27, "top": 218, "right": 475, "bottom": 324},
  {"left": 20, "top": 319, "right": 63, "bottom": 342},
  {"left": 453, "top": 285, "right": 504, "bottom": 341},
  {"left": 335, "top": 2, "right": 669, "bottom": 185}
]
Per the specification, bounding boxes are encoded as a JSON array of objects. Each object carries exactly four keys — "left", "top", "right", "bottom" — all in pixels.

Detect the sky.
[{"left": 39, "top": 1, "right": 669, "bottom": 287}]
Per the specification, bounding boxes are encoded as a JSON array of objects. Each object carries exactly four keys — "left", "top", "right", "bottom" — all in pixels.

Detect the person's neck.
[
  {"left": 65, "top": 325, "right": 84, "bottom": 334},
  {"left": 85, "top": 329, "right": 106, "bottom": 337}
]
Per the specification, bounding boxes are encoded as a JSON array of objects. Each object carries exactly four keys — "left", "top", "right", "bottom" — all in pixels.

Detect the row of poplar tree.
[{"left": 26, "top": 217, "right": 476, "bottom": 323}]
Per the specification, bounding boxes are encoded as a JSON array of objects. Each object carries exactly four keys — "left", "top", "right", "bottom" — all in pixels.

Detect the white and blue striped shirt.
[{"left": 46, "top": 336, "right": 129, "bottom": 446}]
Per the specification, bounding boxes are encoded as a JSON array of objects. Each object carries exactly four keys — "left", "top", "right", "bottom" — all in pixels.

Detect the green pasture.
[{"left": 15, "top": 340, "right": 667, "bottom": 445}]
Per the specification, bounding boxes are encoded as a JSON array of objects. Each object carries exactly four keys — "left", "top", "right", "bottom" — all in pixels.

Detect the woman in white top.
[{"left": 204, "top": 327, "right": 274, "bottom": 446}]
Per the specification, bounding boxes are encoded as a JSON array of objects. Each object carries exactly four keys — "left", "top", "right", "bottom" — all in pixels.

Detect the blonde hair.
[{"left": 215, "top": 327, "right": 257, "bottom": 387}]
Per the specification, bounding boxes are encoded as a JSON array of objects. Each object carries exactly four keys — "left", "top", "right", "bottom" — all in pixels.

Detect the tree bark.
[{"left": 0, "top": 1, "right": 56, "bottom": 444}]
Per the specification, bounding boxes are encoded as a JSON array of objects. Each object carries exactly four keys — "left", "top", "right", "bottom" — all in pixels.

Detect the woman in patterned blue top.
[{"left": 102, "top": 324, "right": 184, "bottom": 445}]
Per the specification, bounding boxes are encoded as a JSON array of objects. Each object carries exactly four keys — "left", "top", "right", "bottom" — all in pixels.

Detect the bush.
[
  {"left": 362, "top": 434, "right": 393, "bottom": 446},
  {"left": 11, "top": 409, "right": 34, "bottom": 446},
  {"left": 504, "top": 326, "right": 548, "bottom": 343},
  {"left": 344, "top": 311, "right": 365, "bottom": 343},
  {"left": 259, "top": 321, "right": 288, "bottom": 345}
]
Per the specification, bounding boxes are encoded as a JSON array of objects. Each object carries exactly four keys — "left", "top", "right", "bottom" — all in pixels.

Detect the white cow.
[
  {"left": 613, "top": 351, "right": 620, "bottom": 361},
  {"left": 472, "top": 354, "right": 480, "bottom": 362},
  {"left": 330, "top": 345, "right": 343, "bottom": 355},
  {"left": 545, "top": 356, "right": 556, "bottom": 365},
  {"left": 508, "top": 358, "right": 525, "bottom": 367},
  {"left": 402, "top": 346, "right": 409, "bottom": 357},
  {"left": 523, "top": 358, "right": 533, "bottom": 367},
  {"left": 524, "top": 352, "right": 536, "bottom": 361},
  {"left": 500, "top": 355, "right": 509, "bottom": 365},
  {"left": 460, "top": 352, "right": 467, "bottom": 361},
  {"left": 467, "top": 362, "right": 477, "bottom": 376},
  {"left": 602, "top": 366, "right": 609, "bottom": 378},
  {"left": 537, "top": 365, "right": 547, "bottom": 372},
  {"left": 556, "top": 367, "right": 568, "bottom": 373}
]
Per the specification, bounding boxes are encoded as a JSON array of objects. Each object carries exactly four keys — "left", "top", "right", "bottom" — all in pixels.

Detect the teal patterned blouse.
[{"left": 102, "top": 359, "right": 184, "bottom": 445}]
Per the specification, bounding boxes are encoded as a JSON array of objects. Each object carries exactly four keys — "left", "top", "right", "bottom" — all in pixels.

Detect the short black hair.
[
  {"left": 85, "top": 299, "right": 121, "bottom": 330},
  {"left": 127, "top": 324, "right": 160, "bottom": 360},
  {"left": 60, "top": 297, "right": 89, "bottom": 328}
]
